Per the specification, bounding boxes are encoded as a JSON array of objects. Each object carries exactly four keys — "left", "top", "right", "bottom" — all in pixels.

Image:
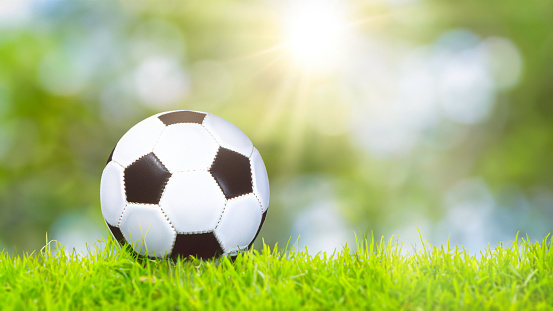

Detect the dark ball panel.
[
  {"left": 171, "top": 232, "right": 223, "bottom": 260},
  {"left": 210, "top": 147, "right": 253, "bottom": 199},
  {"left": 158, "top": 111, "right": 206, "bottom": 126},
  {"left": 107, "top": 146, "right": 115, "bottom": 165},
  {"left": 106, "top": 222, "right": 125, "bottom": 243},
  {"left": 248, "top": 210, "right": 267, "bottom": 249},
  {"left": 124, "top": 153, "right": 172, "bottom": 204}
]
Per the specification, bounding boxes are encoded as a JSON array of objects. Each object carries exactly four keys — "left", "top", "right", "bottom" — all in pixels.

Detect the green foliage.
[
  {"left": 0, "top": 0, "right": 552, "bottom": 252},
  {"left": 1, "top": 233, "right": 552, "bottom": 310}
]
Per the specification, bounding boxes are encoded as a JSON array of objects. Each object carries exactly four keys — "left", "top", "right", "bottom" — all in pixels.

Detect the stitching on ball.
[
  {"left": 249, "top": 157, "right": 264, "bottom": 212},
  {"left": 176, "top": 229, "right": 214, "bottom": 235},
  {"left": 117, "top": 203, "right": 128, "bottom": 227},
  {"left": 172, "top": 169, "right": 209, "bottom": 174},
  {"left": 126, "top": 202, "right": 158, "bottom": 207},
  {"left": 226, "top": 192, "right": 254, "bottom": 202},
  {"left": 152, "top": 114, "right": 168, "bottom": 126},
  {"left": 156, "top": 174, "right": 171, "bottom": 206},
  {"left": 120, "top": 168, "right": 128, "bottom": 203},
  {"left": 125, "top": 153, "right": 148, "bottom": 171},
  {"left": 158, "top": 172, "right": 225, "bottom": 235},
  {"left": 110, "top": 160, "right": 125, "bottom": 169},
  {"left": 157, "top": 205, "right": 178, "bottom": 255},
  {"left": 157, "top": 180, "right": 173, "bottom": 235},
  {"left": 211, "top": 230, "right": 228, "bottom": 253},
  {"left": 201, "top": 117, "right": 225, "bottom": 169},
  {"left": 208, "top": 144, "right": 220, "bottom": 171},
  {"left": 117, "top": 161, "right": 129, "bottom": 227},
  {"left": 207, "top": 169, "right": 227, "bottom": 202},
  {"left": 158, "top": 173, "right": 171, "bottom": 205},
  {"left": 151, "top": 128, "right": 170, "bottom": 170},
  {"left": 210, "top": 171, "right": 228, "bottom": 230},
  {"left": 202, "top": 115, "right": 223, "bottom": 146},
  {"left": 151, "top": 123, "right": 168, "bottom": 151},
  {"left": 252, "top": 192, "right": 264, "bottom": 213},
  {"left": 122, "top": 122, "right": 167, "bottom": 169},
  {"left": 156, "top": 122, "right": 220, "bottom": 171},
  {"left": 214, "top": 200, "right": 228, "bottom": 230},
  {"left": 118, "top": 202, "right": 158, "bottom": 226},
  {"left": 203, "top": 114, "right": 254, "bottom": 159}
]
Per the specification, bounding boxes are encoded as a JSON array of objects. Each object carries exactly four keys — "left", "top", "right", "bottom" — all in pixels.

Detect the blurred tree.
[{"left": 0, "top": 0, "right": 551, "bottom": 252}]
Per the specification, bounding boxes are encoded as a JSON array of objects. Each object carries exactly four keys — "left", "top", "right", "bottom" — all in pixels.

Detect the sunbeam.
[
  {"left": 230, "top": 43, "right": 288, "bottom": 62},
  {"left": 257, "top": 69, "right": 299, "bottom": 141},
  {"left": 281, "top": 70, "right": 313, "bottom": 172},
  {"left": 282, "top": 0, "right": 349, "bottom": 71}
]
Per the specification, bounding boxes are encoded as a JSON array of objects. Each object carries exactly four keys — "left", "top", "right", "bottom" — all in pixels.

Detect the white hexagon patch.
[
  {"left": 153, "top": 124, "right": 219, "bottom": 172},
  {"left": 112, "top": 116, "right": 166, "bottom": 167},
  {"left": 119, "top": 204, "right": 176, "bottom": 258},
  {"left": 100, "top": 161, "right": 127, "bottom": 226},
  {"left": 160, "top": 171, "right": 226, "bottom": 233}
]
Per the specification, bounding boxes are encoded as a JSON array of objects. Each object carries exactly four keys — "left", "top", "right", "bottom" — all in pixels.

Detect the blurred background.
[{"left": 0, "top": 0, "right": 552, "bottom": 255}]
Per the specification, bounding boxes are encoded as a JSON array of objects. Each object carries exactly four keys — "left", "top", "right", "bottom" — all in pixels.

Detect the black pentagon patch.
[
  {"left": 210, "top": 147, "right": 253, "bottom": 199},
  {"left": 107, "top": 146, "right": 115, "bottom": 164},
  {"left": 107, "top": 222, "right": 124, "bottom": 243},
  {"left": 248, "top": 210, "right": 268, "bottom": 249},
  {"left": 158, "top": 111, "right": 206, "bottom": 125},
  {"left": 171, "top": 232, "right": 223, "bottom": 260},
  {"left": 124, "top": 153, "right": 171, "bottom": 204}
]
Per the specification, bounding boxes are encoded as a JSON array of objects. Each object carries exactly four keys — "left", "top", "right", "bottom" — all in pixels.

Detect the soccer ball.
[{"left": 100, "top": 110, "right": 270, "bottom": 259}]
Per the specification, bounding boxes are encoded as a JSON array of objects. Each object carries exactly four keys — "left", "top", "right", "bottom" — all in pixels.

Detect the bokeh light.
[{"left": 0, "top": 0, "right": 551, "bottom": 255}]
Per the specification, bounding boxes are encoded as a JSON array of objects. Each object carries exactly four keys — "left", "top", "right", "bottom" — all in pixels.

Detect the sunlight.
[{"left": 283, "top": 0, "right": 348, "bottom": 70}]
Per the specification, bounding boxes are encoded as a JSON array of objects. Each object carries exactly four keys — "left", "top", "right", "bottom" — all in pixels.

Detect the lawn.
[{"left": 0, "top": 233, "right": 552, "bottom": 310}]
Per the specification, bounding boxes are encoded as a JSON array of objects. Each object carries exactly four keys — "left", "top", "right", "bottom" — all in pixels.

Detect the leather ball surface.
[{"left": 100, "top": 110, "right": 270, "bottom": 259}]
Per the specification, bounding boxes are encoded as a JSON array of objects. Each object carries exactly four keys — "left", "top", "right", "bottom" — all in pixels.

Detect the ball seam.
[{"left": 156, "top": 177, "right": 179, "bottom": 255}]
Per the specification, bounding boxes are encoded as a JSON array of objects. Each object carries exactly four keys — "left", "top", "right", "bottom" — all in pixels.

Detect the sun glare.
[{"left": 284, "top": 1, "right": 347, "bottom": 70}]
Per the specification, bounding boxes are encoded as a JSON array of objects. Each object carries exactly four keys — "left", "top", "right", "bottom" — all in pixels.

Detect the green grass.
[{"left": 1, "top": 233, "right": 552, "bottom": 310}]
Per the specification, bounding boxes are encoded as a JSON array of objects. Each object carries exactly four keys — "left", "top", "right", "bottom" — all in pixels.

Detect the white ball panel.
[
  {"left": 100, "top": 162, "right": 126, "bottom": 226},
  {"left": 250, "top": 148, "right": 270, "bottom": 212},
  {"left": 160, "top": 171, "right": 226, "bottom": 233},
  {"left": 119, "top": 204, "right": 176, "bottom": 258},
  {"left": 153, "top": 124, "right": 219, "bottom": 172},
  {"left": 112, "top": 117, "right": 166, "bottom": 167},
  {"left": 215, "top": 194, "right": 262, "bottom": 253},
  {"left": 203, "top": 113, "right": 253, "bottom": 157}
]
